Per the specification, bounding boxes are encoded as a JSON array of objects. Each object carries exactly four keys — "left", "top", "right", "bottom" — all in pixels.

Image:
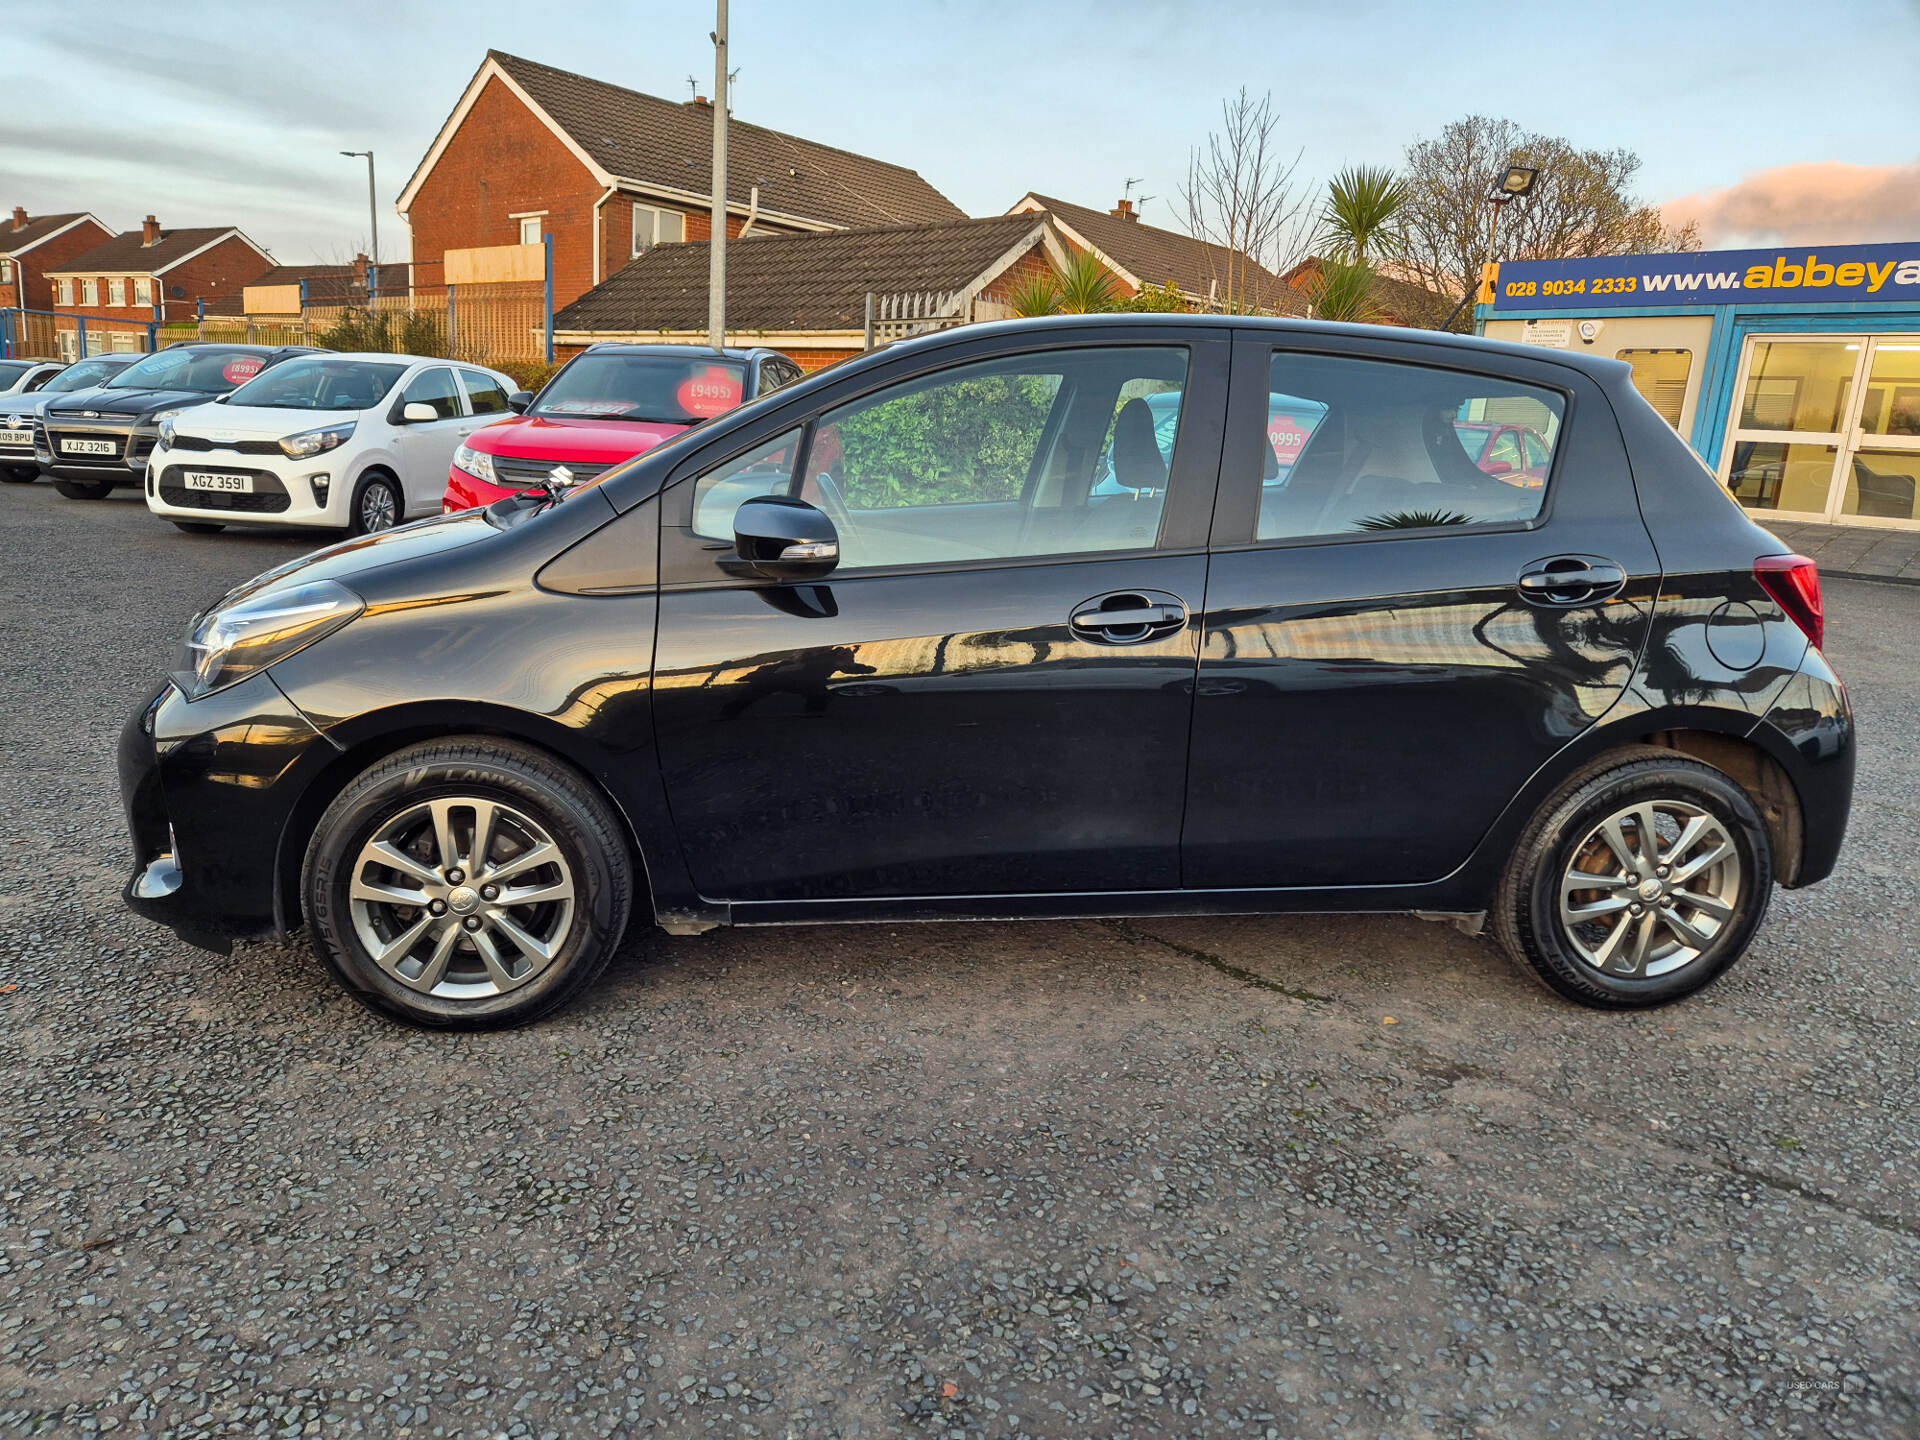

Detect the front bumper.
[
  {"left": 443, "top": 465, "right": 518, "bottom": 514},
  {"left": 118, "top": 672, "right": 341, "bottom": 950},
  {"left": 145, "top": 443, "right": 349, "bottom": 527}
]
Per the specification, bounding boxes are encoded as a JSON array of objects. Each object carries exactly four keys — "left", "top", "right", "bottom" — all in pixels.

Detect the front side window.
[
  {"left": 685, "top": 347, "right": 1189, "bottom": 569},
  {"left": 227, "top": 357, "right": 408, "bottom": 410},
  {"left": 632, "top": 203, "right": 686, "bottom": 258},
  {"left": 398, "top": 366, "right": 463, "bottom": 419},
  {"left": 1255, "top": 351, "right": 1561, "bottom": 541},
  {"left": 461, "top": 370, "right": 511, "bottom": 414}
]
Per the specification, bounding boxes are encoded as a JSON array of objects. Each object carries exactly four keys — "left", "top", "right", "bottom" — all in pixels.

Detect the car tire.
[
  {"left": 1492, "top": 746, "right": 1773, "bottom": 1009},
  {"left": 0, "top": 464, "right": 37, "bottom": 484},
  {"left": 348, "top": 472, "right": 402, "bottom": 536},
  {"left": 171, "top": 520, "right": 225, "bottom": 535},
  {"left": 55, "top": 479, "right": 113, "bottom": 500},
  {"left": 302, "top": 737, "right": 634, "bottom": 1029}
]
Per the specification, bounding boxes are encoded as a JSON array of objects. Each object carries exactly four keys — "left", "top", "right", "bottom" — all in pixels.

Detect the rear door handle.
[
  {"left": 1517, "top": 557, "right": 1627, "bottom": 605},
  {"left": 1073, "top": 604, "right": 1182, "bottom": 629},
  {"left": 1070, "top": 590, "right": 1189, "bottom": 642}
]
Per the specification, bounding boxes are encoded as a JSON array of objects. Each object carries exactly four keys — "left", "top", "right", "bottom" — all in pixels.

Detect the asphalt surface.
[{"left": 2, "top": 483, "right": 1916, "bottom": 1440}]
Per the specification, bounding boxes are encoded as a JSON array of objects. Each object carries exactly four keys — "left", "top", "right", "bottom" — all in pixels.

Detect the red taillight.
[{"left": 1755, "top": 553, "right": 1823, "bottom": 651}]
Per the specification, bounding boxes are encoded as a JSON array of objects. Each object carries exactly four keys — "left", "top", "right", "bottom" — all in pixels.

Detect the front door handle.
[
  {"left": 1070, "top": 590, "right": 1189, "bottom": 642},
  {"left": 1517, "top": 557, "right": 1627, "bottom": 605}
]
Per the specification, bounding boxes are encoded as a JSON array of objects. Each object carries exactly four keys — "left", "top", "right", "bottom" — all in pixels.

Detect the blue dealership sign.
[{"left": 1488, "top": 242, "right": 1920, "bottom": 310}]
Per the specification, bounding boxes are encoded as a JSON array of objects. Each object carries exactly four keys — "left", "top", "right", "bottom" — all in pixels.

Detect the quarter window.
[
  {"left": 691, "top": 429, "right": 805, "bottom": 539},
  {"left": 1254, "top": 351, "right": 1562, "bottom": 540},
  {"left": 461, "top": 369, "right": 511, "bottom": 414},
  {"left": 398, "top": 366, "right": 463, "bottom": 420}
]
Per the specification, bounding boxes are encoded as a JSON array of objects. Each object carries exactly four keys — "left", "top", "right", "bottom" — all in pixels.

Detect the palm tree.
[
  {"left": 1302, "top": 258, "right": 1382, "bottom": 323},
  {"left": 1057, "top": 251, "right": 1119, "bottom": 313},
  {"left": 1319, "top": 165, "right": 1409, "bottom": 264},
  {"left": 1006, "top": 270, "right": 1063, "bottom": 317}
]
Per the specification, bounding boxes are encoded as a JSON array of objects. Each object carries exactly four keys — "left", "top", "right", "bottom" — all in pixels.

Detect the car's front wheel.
[
  {"left": 302, "top": 738, "right": 634, "bottom": 1028},
  {"left": 1493, "top": 747, "right": 1773, "bottom": 1008},
  {"left": 348, "top": 472, "right": 402, "bottom": 535},
  {"left": 55, "top": 478, "right": 113, "bottom": 500}
]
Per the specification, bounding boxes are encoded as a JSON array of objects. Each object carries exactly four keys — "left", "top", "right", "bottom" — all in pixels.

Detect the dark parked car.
[
  {"left": 1, "top": 353, "right": 143, "bottom": 482},
  {"left": 39, "top": 343, "right": 321, "bottom": 500},
  {"left": 118, "top": 315, "right": 1853, "bottom": 1028}
]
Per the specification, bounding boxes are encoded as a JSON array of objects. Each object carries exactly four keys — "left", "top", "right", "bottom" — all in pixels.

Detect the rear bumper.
[
  {"left": 1751, "top": 647, "right": 1854, "bottom": 888},
  {"left": 118, "top": 673, "right": 341, "bottom": 950}
]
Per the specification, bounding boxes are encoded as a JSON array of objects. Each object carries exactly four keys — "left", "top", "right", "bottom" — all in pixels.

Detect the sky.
[{"left": 3, "top": 0, "right": 1917, "bottom": 265}]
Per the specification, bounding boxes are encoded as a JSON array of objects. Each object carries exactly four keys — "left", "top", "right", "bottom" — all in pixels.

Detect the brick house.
[
  {"left": 552, "top": 212, "right": 1067, "bottom": 370},
  {"left": 397, "top": 50, "right": 966, "bottom": 310},
  {"left": 202, "top": 257, "right": 412, "bottom": 318},
  {"left": 1, "top": 209, "right": 113, "bottom": 312},
  {"left": 1007, "top": 193, "right": 1302, "bottom": 313},
  {"left": 44, "top": 217, "right": 274, "bottom": 354}
]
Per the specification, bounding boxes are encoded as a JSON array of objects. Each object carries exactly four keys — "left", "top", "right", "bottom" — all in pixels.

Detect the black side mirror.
[
  {"left": 507, "top": 390, "right": 534, "bottom": 414},
  {"left": 732, "top": 496, "right": 840, "bottom": 580}
]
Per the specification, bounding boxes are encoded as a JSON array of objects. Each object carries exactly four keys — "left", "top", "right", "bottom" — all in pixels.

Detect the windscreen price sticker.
[
  {"left": 222, "top": 356, "right": 265, "bottom": 384},
  {"left": 676, "top": 367, "right": 743, "bottom": 417}
]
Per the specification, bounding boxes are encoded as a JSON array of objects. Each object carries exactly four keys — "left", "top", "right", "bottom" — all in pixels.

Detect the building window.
[
  {"left": 134, "top": 277, "right": 152, "bottom": 307},
  {"left": 519, "top": 215, "right": 543, "bottom": 246},
  {"left": 56, "top": 279, "right": 72, "bottom": 305},
  {"left": 108, "top": 278, "right": 126, "bottom": 307},
  {"left": 82, "top": 279, "right": 99, "bottom": 307},
  {"left": 1618, "top": 349, "right": 1692, "bottom": 430},
  {"left": 632, "top": 203, "right": 685, "bottom": 258},
  {"left": 111, "top": 331, "right": 140, "bottom": 353},
  {"left": 0, "top": 259, "right": 12, "bottom": 283}
]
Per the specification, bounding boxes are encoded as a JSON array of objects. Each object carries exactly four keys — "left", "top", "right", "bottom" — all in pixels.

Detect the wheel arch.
[{"left": 272, "top": 701, "right": 658, "bottom": 934}]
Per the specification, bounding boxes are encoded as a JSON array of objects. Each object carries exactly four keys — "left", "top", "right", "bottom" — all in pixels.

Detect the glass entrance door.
[{"left": 1722, "top": 335, "right": 1920, "bottom": 528}]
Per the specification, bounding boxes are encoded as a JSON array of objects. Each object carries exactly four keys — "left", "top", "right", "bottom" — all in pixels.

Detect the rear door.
[
  {"left": 651, "top": 331, "right": 1228, "bottom": 904},
  {"left": 1183, "top": 333, "right": 1660, "bottom": 889}
]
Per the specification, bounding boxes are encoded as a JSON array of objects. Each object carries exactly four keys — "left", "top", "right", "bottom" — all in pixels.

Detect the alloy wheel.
[
  {"left": 1559, "top": 800, "right": 1741, "bottom": 979},
  {"left": 360, "top": 482, "right": 398, "bottom": 532},
  {"left": 347, "top": 797, "right": 575, "bottom": 998}
]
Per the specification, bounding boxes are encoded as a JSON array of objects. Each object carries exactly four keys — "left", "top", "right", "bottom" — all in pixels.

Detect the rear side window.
[
  {"left": 1256, "top": 352, "right": 1563, "bottom": 540},
  {"left": 461, "top": 370, "right": 511, "bottom": 414},
  {"left": 399, "top": 367, "right": 463, "bottom": 420}
]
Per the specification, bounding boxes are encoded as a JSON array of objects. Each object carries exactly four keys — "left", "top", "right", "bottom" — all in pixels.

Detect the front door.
[
  {"left": 1182, "top": 335, "right": 1660, "bottom": 890},
  {"left": 651, "top": 336, "right": 1226, "bottom": 902},
  {"left": 390, "top": 365, "right": 475, "bottom": 515}
]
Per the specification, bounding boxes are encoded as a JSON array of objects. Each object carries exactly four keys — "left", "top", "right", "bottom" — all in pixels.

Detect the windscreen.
[
  {"left": 227, "top": 357, "right": 407, "bottom": 410},
  {"left": 531, "top": 354, "right": 747, "bottom": 425},
  {"left": 0, "top": 362, "right": 31, "bottom": 387},
  {"left": 46, "top": 358, "right": 126, "bottom": 392},
  {"left": 106, "top": 348, "right": 276, "bottom": 394}
]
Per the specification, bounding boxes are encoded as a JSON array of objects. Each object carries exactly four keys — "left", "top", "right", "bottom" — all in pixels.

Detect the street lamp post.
[
  {"left": 707, "top": 0, "right": 728, "bottom": 351},
  {"left": 1442, "top": 164, "right": 1540, "bottom": 333},
  {"left": 339, "top": 150, "right": 380, "bottom": 304}
]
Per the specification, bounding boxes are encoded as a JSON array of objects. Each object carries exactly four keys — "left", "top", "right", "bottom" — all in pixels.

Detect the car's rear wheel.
[
  {"left": 302, "top": 738, "right": 634, "bottom": 1028},
  {"left": 55, "top": 478, "right": 113, "bottom": 500},
  {"left": 1493, "top": 748, "right": 1773, "bottom": 1008},
  {"left": 171, "top": 520, "right": 225, "bottom": 534},
  {"left": 348, "top": 473, "right": 401, "bottom": 535},
  {"left": 0, "top": 463, "right": 37, "bottom": 484}
]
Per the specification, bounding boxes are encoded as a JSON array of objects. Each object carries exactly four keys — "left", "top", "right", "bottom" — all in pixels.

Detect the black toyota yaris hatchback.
[{"left": 118, "top": 316, "right": 1853, "bottom": 1028}]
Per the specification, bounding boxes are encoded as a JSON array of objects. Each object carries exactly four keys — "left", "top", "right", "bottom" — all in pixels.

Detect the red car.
[
  {"left": 444, "top": 343, "right": 805, "bottom": 511},
  {"left": 1453, "top": 419, "right": 1553, "bottom": 488}
]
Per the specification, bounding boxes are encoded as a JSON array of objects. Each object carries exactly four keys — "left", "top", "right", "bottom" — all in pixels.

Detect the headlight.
[
  {"left": 177, "top": 579, "right": 364, "bottom": 699},
  {"left": 453, "top": 442, "right": 496, "bottom": 484},
  {"left": 149, "top": 407, "right": 190, "bottom": 446},
  {"left": 280, "top": 422, "right": 356, "bottom": 460}
]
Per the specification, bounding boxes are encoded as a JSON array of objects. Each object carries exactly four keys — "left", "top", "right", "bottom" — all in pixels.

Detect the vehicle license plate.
[
  {"left": 0, "top": 429, "right": 31, "bottom": 446},
  {"left": 60, "top": 437, "right": 115, "bottom": 455},
  {"left": 184, "top": 471, "right": 253, "bottom": 493}
]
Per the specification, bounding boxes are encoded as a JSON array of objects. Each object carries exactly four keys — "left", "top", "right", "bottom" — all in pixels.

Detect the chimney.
[
  {"left": 141, "top": 215, "right": 161, "bottom": 245},
  {"left": 1110, "top": 198, "right": 1138, "bottom": 221},
  {"left": 688, "top": 94, "right": 711, "bottom": 109},
  {"left": 10, "top": 206, "right": 26, "bottom": 233}
]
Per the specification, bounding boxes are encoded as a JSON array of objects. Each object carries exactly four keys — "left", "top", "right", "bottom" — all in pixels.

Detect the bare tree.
[
  {"left": 1398, "top": 115, "right": 1701, "bottom": 329},
  {"left": 1179, "top": 89, "right": 1313, "bottom": 313}
]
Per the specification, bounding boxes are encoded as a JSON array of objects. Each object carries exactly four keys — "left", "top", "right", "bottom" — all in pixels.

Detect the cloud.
[{"left": 1664, "top": 161, "right": 1920, "bottom": 247}]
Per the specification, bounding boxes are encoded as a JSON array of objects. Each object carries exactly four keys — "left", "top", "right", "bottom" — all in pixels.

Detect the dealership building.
[{"left": 1477, "top": 241, "right": 1920, "bottom": 531}]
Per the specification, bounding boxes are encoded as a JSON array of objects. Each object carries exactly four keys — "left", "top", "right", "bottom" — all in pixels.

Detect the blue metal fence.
[{"left": 2, "top": 306, "right": 160, "bottom": 360}]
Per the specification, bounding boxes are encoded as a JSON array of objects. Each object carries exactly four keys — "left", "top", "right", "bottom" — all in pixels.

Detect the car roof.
[
  {"left": 867, "top": 312, "right": 1635, "bottom": 385},
  {"left": 156, "top": 342, "right": 327, "bottom": 358},
  {"left": 580, "top": 342, "right": 776, "bottom": 361}
]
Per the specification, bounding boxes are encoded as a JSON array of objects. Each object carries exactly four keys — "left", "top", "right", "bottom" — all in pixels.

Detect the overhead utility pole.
[{"left": 708, "top": 0, "right": 728, "bottom": 350}]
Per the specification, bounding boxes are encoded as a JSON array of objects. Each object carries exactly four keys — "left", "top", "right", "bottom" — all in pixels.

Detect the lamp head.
[{"left": 1497, "top": 165, "right": 1540, "bottom": 198}]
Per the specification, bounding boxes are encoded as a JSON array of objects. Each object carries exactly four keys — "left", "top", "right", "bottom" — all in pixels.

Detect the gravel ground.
[{"left": 1, "top": 484, "right": 1915, "bottom": 1440}]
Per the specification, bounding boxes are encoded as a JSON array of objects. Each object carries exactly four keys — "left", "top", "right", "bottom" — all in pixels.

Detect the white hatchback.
[{"left": 145, "top": 352, "right": 521, "bottom": 535}]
